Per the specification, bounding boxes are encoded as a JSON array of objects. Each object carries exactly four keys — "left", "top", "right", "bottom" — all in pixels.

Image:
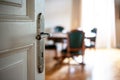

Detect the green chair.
[
  {"left": 61, "top": 30, "right": 85, "bottom": 65},
  {"left": 85, "top": 28, "right": 97, "bottom": 49},
  {"left": 54, "top": 26, "right": 64, "bottom": 33}
]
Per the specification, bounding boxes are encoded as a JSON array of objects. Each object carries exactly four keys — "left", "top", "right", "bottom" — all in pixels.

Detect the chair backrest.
[
  {"left": 67, "top": 30, "right": 85, "bottom": 52},
  {"left": 91, "top": 28, "right": 97, "bottom": 42},
  {"left": 54, "top": 26, "right": 64, "bottom": 32},
  {"left": 91, "top": 28, "right": 97, "bottom": 34}
]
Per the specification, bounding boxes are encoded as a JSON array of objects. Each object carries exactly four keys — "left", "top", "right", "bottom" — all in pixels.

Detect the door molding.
[
  {"left": 0, "top": 43, "right": 35, "bottom": 80},
  {"left": 0, "top": 0, "right": 34, "bottom": 22}
]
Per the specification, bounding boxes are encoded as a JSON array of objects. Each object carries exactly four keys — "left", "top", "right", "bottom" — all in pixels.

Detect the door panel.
[
  {"left": 0, "top": 0, "right": 45, "bottom": 80},
  {"left": 0, "top": 0, "right": 34, "bottom": 21},
  {"left": 0, "top": 50, "right": 27, "bottom": 80},
  {"left": 0, "top": 43, "right": 35, "bottom": 80}
]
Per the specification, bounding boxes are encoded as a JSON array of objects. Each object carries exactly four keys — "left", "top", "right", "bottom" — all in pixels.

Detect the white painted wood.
[
  {"left": 0, "top": 0, "right": 45, "bottom": 80},
  {"left": 0, "top": 0, "right": 34, "bottom": 21},
  {"left": 0, "top": 50, "right": 27, "bottom": 80}
]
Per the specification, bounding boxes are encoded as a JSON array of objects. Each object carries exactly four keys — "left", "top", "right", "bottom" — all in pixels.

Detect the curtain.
[{"left": 81, "top": 0, "right": 116, "bottom": 48}]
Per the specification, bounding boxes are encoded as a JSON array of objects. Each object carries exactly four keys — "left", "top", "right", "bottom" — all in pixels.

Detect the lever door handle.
[
  {"left": 36, "top": 32, "right": 50, "bottom": 73},
  {"left": 36, "top": 13, "right": 51, "bottom": 73},
  {"left": 36, "top": 32, "right": 50, "bottom": 40}
]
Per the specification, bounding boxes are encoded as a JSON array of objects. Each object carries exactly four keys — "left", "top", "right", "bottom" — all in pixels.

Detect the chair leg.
[
  {"left": 79, "top": 56, "right": 85, "bottom": 72},
  {"left": 53, "top": 48, "right": 60, "bottom": 60},
  {"left": 81, "top": 56, "right": 85, "bottom": 65}
]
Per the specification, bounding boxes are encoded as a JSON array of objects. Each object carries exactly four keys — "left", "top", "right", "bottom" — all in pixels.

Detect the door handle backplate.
[{"left": 36, "top": 13, "right": 50, "bottom": 73}]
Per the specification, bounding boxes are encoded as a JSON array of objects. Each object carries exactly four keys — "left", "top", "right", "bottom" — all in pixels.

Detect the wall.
[
  {"left": 71, "top": 0, "right": 82, "bottom": 30},
  {"left": 115, "top": 0, "right": 120, "bottom": 48},
  {"left": 45, "top": 0, "right": 72, "bottom": 32}
]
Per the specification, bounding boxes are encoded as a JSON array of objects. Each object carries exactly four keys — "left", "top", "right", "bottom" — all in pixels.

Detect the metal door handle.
[
  {"left": 36, "top": 32, "right": 50, "bottom": 73},
  {"left": 36, "top": 32, "right": 50, "bottom": 40},
  {"left": 36, "top": 13, "right": 51, "bottom": 73}
]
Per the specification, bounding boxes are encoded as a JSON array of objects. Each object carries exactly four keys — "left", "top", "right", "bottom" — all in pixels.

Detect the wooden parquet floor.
[{"left": 45, "top": 49, "right": 120, "bottom": 80}]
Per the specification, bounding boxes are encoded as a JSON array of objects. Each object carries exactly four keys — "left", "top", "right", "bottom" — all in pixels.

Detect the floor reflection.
[{"left": 45, "top": 49, "right": 120, "bottom": 80}]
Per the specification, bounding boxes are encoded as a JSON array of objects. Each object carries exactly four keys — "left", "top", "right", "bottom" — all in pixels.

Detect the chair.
[
  {"left": 54, "top": 26, "right": 64, "bottom": 33},
  {"left": 85, "top": 28, "right": 97, "bottom": 49},
  {"left": 90, "top": 28, "right": 97, "bottom": 48},
  {"left": 61, "top": 30, "right": 85, "bottom": 65}
]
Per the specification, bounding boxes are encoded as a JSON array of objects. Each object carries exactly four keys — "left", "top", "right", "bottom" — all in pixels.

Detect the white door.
[{"left": 0, "top": 0, "right": 46, "bottom": 80}]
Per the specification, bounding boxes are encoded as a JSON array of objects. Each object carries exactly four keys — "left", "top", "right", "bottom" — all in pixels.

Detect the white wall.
[{"left": 45, "top": 0, "right": 72, "bottom": 32}]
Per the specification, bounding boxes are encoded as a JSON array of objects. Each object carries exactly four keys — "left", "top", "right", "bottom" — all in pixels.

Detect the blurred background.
[{"left": 44, "top": 0, "right": 120, "bottom": 80}]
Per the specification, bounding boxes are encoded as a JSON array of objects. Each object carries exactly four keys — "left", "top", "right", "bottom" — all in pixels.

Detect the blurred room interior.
[{"left": 44, "top": 0, "right": 120, "bottom": 80}]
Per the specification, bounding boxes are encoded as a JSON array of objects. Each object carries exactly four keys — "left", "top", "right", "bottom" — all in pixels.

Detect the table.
[
  {"left": 47, "top": 33, "right": 67, "bottom": 59},
  {"left": 48, "top": 33, "right": 67, "bottom": 41},
  {"left": 47, "top": 32, "right": 96, "bottom": 59},
  {"left": 85, "top": 32, "right": 96, "bottom": 38},
  {"left": 84, "top": 32, "right": 96, "bottom": 48}
]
